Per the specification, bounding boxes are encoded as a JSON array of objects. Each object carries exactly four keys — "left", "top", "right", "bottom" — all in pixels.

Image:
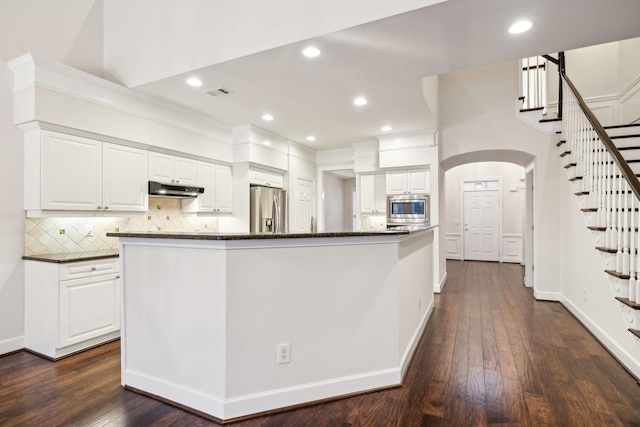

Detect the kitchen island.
[{"left": 108, "top": 227, "right": 436, "bottom": 422}]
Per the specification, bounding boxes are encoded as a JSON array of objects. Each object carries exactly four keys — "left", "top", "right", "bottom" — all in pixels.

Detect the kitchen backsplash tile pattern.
[
  {"left": 25, "top": 198, "right": 220, "bottom": 255},
  {"left": 361, "top": 215, "right": 387, "bottom": 231}
]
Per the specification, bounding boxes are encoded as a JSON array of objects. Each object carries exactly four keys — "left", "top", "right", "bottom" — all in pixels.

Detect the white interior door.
[
  {"left": 464, "top": 190, "right": 500, "bottom": 261},
  {"left": 295, "top": 176, "right": 314, "bottom": 232}
]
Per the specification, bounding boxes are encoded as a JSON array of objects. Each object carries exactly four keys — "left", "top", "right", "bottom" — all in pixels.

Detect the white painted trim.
[
  {"left": 445, "top": 233, "right": 462, "bottom": 260},
  {"left": 435, "top": 271, "right": 448, "bottom": 293},
  {"left": 561, "top": 296, "right": 640, "bottom": 378},
  {"left": 501, "top": 234, "right": 523, "bottom": 263},
  {"left": 533, "top": 289, "right": 561, "bottom": 301},
  {"left": 400, "top": 298, "right": 434, "bottom": 378},
  {"left": 0, "top": 336, "right": 24, "bottom": 356}
]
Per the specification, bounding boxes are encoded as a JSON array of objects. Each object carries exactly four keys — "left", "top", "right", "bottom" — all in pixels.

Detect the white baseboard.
[
  {"left": 400, "top": 298, "right": 434, "bottom": 378},
  {"left": 0, "top": 335, "right": 24, "bottom": 355},
  {"left": 434, "top": 271, "right": 448, "bottom": 293},
  {"left": 561, "top": 296, "right": 640, "bottom": 379},
  {"left": 533, "top": 289, "right": 561, "bottom": 301},
  {"left": 126, "top": 362, "right": 402, "bottom": 421}
]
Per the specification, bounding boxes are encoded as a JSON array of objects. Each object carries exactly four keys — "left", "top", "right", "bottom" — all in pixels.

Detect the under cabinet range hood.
[{"left": 148, "top": 181, "right": 205, "bottom": 198}]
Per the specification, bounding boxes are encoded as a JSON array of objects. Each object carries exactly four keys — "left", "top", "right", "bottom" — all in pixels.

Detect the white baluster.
[
  {"left": 623, "top": 181, "right": 630, "bottom": 276},
  {"left": 630, "top": 194, "right": 637, "bottom": 302},
  {"left": 610, "top": 154, "right": 617, "bottom": 249},
  {"left": 617, "top": 163, "right": 623, "bottom": 273}
]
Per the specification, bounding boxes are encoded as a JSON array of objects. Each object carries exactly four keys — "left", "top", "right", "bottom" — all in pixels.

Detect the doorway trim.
[{"left": 524, "top": 164, "right": 535, "bottom": 287}]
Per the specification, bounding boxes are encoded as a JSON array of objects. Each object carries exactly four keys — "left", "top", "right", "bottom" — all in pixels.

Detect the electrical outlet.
[
  {"left": 583, "top": 288, "right": 587, "bottom": 301},
  {"left": 418, "top": 296, "right": 422, "bottom": 310},
  {"left": 84, "top": 225, "right": 93, "bottom": 236},
  {"left": 277, "top": 343, "right": 291, "bottom": 364}
]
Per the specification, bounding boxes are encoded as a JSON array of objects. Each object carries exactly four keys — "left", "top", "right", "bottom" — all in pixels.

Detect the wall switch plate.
[
  {"left": 277, "top": 343, "right": 291, "bottom": 364},
  {"left": 84, "top": 225, "right": 93, "bottom": 236}
]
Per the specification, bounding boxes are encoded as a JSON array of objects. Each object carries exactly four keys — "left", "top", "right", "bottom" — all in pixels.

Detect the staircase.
[{"left": 555, "top": 76, "right": 640, "bottom": 349}]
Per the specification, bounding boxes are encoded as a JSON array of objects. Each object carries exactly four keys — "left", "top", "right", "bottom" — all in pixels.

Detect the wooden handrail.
[{"left": 562, "top": 72, "right": 640, "bottom": 200}]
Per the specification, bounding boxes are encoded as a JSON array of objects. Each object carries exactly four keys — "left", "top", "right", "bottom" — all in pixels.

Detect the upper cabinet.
[
  {"left": 360, "top": 174, "right": 386, "bottom": 214},
  {"left": 149, "top": 152, "right": 197, "bottom": 185},
  {"left": 249, "top": 168, "right": 284, "bottom": 188},
  {"left": 33, "top": 131, "right": 148, "bottom": 213},
  {"left": 183, "top": 161, "right": 232, "bottom": 214},
  {"left": 103, "top": 143, "right": 149, "bottom": 212},
  {"left": 386, "top": 169, "right": 430, "bottom": 195}
]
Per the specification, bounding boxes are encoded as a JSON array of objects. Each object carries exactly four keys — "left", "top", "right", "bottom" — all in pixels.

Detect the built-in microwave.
[{"left": 386, "top": 194, "right": 430, "bottom": 226}]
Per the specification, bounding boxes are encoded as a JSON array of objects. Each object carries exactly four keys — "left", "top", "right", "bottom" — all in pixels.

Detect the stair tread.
[
  {"left": 596, "top": 246, "right": 617, "bottom": 254},
  {"left": 556, "top": 140, "right": 567, "bottom": 147},
  {"left": 605, "top": 124, "right": 640, "bottom": 130},
  {"left": 559, "top": 151, "right": 571, "bottom": 157},
  {"left": 616, "top": 296, "right": 640, "bottom": 309},
  {"left": 607, "top": 270, "right": 631, "bottom": 280},
  {"left": 629, "top": 329, "right": 640, "bottom": 339}
]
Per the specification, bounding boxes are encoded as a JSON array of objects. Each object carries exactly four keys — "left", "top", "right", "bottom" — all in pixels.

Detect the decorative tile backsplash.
[
  {"left": 361, "top": 215, "right": 387, "bottom": 231},
  {"left": 25, "top": 198, "right": 220, "bottom": 255}
]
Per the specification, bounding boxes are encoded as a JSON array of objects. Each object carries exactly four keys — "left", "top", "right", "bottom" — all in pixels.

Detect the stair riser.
[
  {"left": 613, "top": 136, "right": 640, "bottom": 149},
  {"left": 606, "top": 124, "right": 640, "bottom": 138}
]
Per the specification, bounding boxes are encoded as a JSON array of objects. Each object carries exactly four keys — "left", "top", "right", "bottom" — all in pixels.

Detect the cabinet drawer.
[{"left": 59, "top": 258, "right": 119, "bottom": 281}]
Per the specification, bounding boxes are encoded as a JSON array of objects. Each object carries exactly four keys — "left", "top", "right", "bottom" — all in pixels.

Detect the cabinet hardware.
[
  {"left": 104, "top": 206, "right": 109, "bottom": 210},
  {"left": 97, "top": 206, "right": 102, "bottom": 210},
  {"left": 91, "top": 267, "right": 97, "bottom": 271}
]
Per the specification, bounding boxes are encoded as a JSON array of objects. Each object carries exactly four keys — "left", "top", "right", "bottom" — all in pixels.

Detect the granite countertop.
[
  {"left": 22, "top": 249, "right": 120, "bottom": 264},
  {"left": 106, "top": 226, "right": 436, "bottom": 241}
]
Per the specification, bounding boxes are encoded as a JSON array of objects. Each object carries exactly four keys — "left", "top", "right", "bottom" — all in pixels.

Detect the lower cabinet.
[{"left": 24, "top": 258, "right": 121, "bottom": 359}]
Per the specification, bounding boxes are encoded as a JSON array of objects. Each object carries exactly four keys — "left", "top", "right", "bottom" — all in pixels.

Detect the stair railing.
[{"left": 562, "top": 72, "right": 640, "bottom": 302}]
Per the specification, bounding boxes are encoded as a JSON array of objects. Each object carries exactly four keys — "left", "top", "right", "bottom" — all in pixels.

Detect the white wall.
[
  {"left": 102, "top": 0, "right": 445, "bottom": 87},
  {"left": 0, "top": 0, "right": 105, "bottom": 353},
  {"left": 559, "top": 170, "right": 640, "bottom": 377},
  {"left": 439, "top": 60, "right": 562, "bottom": 297}
]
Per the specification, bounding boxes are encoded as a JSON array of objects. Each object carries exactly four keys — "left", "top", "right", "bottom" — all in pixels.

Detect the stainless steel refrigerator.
[{"left": 250, "top": 185, "right": 287, "bottom": 233}]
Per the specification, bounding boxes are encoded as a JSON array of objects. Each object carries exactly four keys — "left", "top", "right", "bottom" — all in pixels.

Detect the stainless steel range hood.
[{"left": 148, "top": 181, "right": 205, "bottom": 198}]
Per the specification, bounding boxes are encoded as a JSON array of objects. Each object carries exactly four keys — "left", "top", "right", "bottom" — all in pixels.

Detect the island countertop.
[{"left": 106, "top": 225, "right": 436, "bottom": 241}]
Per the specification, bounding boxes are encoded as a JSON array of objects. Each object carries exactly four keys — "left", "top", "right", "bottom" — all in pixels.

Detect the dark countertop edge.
[
  {"left": 22, "top": 251, "right": 120, "bottom": 264},
  {"left": 105, "top": 228, "right": 435, "bottom": 241}
]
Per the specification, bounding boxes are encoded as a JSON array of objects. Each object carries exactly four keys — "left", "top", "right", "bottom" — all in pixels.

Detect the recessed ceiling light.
[
  {"left": 262, "top": 113, "right": 274, "bottom": 121},
  {"left": 509, "top": 20, "right": 533, "bottom": 34},
  {"left": 306, "top": 135, "right": 316, "bottom": 142},
  {"left": 353, "top": 97, "right": 367, "bottom": 106},
  {"left": 303, "top": 46, "right": 321, "bottom": 58},
  {"left": 381, "top": 125, "right": 392, "bottom": 132},
  {"left": 186, "top": 77, "right": 202, "bottom": 87}
]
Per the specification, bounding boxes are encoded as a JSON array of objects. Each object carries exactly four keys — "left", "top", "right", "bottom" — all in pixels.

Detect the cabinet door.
[
  {"left": 360, "top": 175, "right": 377, "bottom": 213},
  {"left": 265, "top": 171, "right": 284, "bottom": 188},
  {"left": 148, "top": 152, "right": 175, "bottom": 184},
  {"left": 374, "top": 174, "right": 387, "bottom": 212},
  {"left": 41, "top": 132, "right": 102, "bottom": 210},
  {"left": 215, "top": 164, "right": 233, "bottom": 212},
  {"left": 183, "top": 161, "right": 215, "bottom": 213},
  {"left": 407, "top": 169, "right": 429, "bottom": 194},
  {"left": 385, "top": 171, "right": 407, "bottom": 195},
  {"left": 58, "top": 273, "right": 120, "bottom": 348},
  {"left": 174, "top": 157, "right": 197, "bottom": 185},
  {"left": 103, "top": 143, "right": 149, "bottom": 212}
]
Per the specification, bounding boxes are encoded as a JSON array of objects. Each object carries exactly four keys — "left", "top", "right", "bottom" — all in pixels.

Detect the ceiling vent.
[{"left": 207, "top": 87, "right": 233, "bottom": 97}]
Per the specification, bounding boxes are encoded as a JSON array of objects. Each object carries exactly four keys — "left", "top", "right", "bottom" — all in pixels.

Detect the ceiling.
[{"left": 133, "top": 0, "right": 640, "bottom": 151}]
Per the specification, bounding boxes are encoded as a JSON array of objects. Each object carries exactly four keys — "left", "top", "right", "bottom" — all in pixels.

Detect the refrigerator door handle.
[{"left": 272, "top": 195, "right": 279, "bottom": 233}]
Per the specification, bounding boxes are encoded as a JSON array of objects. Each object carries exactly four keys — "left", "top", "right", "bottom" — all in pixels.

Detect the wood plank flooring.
[{"left": 2, "top": 260, "right": 640, "bottom": 426}]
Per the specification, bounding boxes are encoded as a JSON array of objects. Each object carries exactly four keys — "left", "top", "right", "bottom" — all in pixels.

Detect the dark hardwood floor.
[{"left": 3, "top": 260, "right": 640, "bottom": 426}]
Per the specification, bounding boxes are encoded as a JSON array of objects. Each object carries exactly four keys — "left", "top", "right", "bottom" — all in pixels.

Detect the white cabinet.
[
  {"left": 25, "top": 258, "right": 121, "bottom": 359},
  {"left": 183, "top": 162, "right": 233, "bottom": 213},
  {"left": 149, "top": 152, "right": 197, "bottom": 185},
  {"left": 41, "top": 132, "right": 103, "bottom": 211},
  {"left": 360, "top": 174, "right": 386, "bottom": 214},
  {"left": 249, "top": 168, "right": 284, "bottom": 188},
  {"left": 38, "top": 131, "right": 148, "bottom": 212},
  {"left": 386, "top": 169, "right": 430, "bottom": 195},
  {"left": 102, "top": 143, "right": 149, "bottom": 212}
]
